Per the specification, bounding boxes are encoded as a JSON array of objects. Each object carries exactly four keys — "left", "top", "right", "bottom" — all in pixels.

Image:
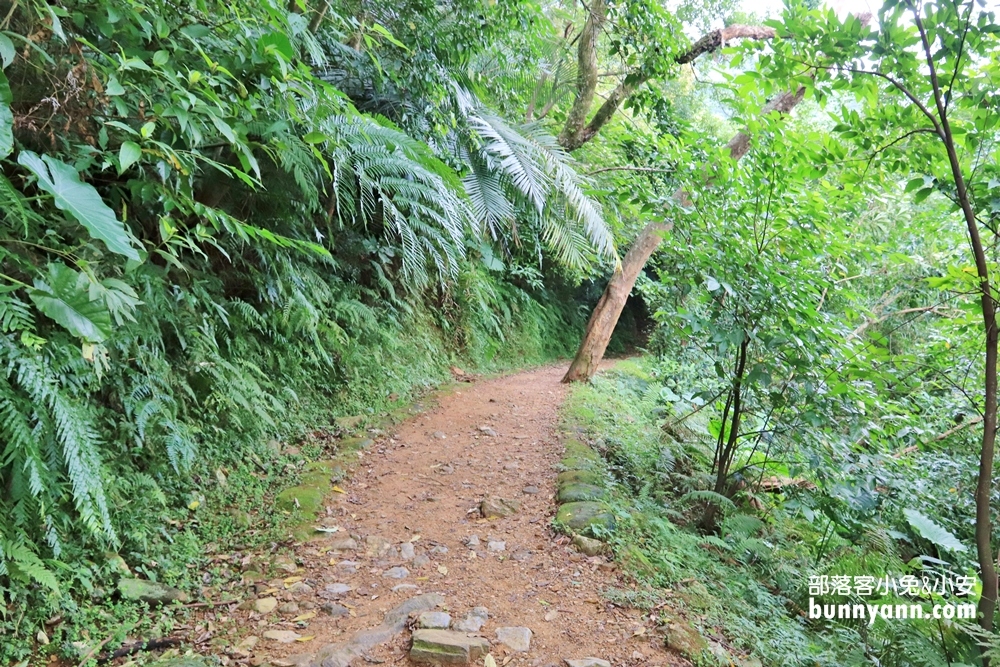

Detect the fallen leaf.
[
  {"left": 484, "top": 655, "right": 497, "bottom": 667},
  {"left": 332, "top": 486, "right": 346, "bottom": 494},
  {"left": 632, "top": 627, "right": 646, "bottom": 637},
  {"left": 263, "top": 588, "right": 278, "bottom": 594},
  {"left": 314, "top": 526, "right": 340, "bottom": 533},
  {"left": 410, "top": 534, "right": 421, "bottom": 542},
  {"left": 437, "top": 565, "right": 448, "bottom": 575},
  {"left": 283, "top": 576, "right": 303, "bottom": 586},
  {"left": 293, "top": 612, "right": 317, "bottom": 622},
  {"left": 502, "top": 656, "right": 513, "bottom": 666},
  {"left": 296, "top": 635, "right": 315, "bottom": 642}
]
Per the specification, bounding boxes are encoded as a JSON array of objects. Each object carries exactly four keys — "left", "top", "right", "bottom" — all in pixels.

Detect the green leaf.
[
  {"left": 17, "top": 151, "right": 140, "bottom": 261},
  {"left": 303, "top": 131, "right": 327, "bottom": 144},
  {"left": 29, "top": 263, "right": 112, "bottom": 342},
  {"left": 903, "top": 508, "right": 967, "bottom": 553},
  {"left": 258, "top": 33, "right": 294, "bottom": 60},
  {"left": 118, "top": 141, "right": 141, "bottom": 173},
  {"left": 0, "top": 34, "right": 14, "bottom": 69},
  {"left": 913, "top": 187, "right": 934, "bottom": 203},
  {"left": 0, "top": 105, "right": 11, "bottom": 159}
]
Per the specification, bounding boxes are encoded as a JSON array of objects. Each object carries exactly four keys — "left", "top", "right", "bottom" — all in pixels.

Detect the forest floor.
[{"left": 213, "top": 363, "right": 689, "bottom": 667}]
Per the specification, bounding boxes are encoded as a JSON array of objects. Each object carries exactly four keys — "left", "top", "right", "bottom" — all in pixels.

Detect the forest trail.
[{"left": 240, "top": 364, "right": 686, "bottom": 667}]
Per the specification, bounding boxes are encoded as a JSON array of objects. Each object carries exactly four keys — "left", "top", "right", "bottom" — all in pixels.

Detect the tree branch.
[{"left": 559, "top": 21, "right": 776, "bottom": 151}]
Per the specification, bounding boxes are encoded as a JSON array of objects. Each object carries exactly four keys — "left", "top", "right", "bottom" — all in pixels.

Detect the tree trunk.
[
  {"left": 563, "top": 222, "right": 671, "bottom": 381},
  {"left": 562, "top": 88, "right": 806, "bottom": 383}
]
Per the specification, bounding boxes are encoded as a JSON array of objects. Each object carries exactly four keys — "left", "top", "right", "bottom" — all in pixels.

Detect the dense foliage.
[{"left": 7, "top": 0, "right": 1000, "bottom": 664}]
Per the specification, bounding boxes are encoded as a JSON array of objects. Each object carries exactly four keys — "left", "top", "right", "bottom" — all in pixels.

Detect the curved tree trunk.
[
  {"left": 562, "top": 88, "right": 806, "bottom": 383},
  {"left": 563, "top": 223, "right": 671, "bottom": 382}
]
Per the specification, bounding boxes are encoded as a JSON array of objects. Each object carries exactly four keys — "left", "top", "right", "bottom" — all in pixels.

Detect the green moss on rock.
[
  {"left": 556, "top": 482, "right": 606, "bottom": 503},
  {"left": 555, "top": 501, "right": 615, "bottom": 536}
]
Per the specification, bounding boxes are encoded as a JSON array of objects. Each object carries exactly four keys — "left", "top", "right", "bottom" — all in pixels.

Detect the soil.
[{"left": 214, "top": 364, "right": 689, "bottom": 667}]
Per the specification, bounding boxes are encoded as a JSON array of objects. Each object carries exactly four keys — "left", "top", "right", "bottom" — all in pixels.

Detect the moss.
[
  {"left": 555, "top": 501, "right": 615, "bottom": 536},
  {"left": 556, "top": 469, "right": 604, "bottom": 487},
  {"left": 556, "top": 482, "right": 606, "bottom": 503}
]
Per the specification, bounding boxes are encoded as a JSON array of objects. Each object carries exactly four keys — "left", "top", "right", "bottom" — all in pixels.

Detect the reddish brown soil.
[{"left": 227, "top": 364, "right": 687, "bottom": 667}]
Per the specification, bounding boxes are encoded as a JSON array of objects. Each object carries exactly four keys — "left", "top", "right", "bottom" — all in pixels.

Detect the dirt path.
[{"left": 241, "top": 364, "right": 685, "bottom": 667}]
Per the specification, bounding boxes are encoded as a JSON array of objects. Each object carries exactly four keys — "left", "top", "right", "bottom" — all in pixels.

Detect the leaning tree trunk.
[{"left": 562, "top": 88, "right": 805, "bottom": 383}]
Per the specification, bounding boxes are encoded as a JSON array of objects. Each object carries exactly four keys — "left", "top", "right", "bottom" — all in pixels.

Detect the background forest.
[{"left": 2, "top": 0, "right": 1000, "bottom": 665}]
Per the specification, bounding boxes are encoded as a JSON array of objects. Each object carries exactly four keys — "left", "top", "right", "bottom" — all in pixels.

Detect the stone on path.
[
  {"left": 383, "top": 567, "right": 409, "bottom": 579},
  {"left": 487, "top": 540, "right": 506, "bottom": 553},
  {"left": 495, "top": 627, "right": 532, "bottom": 652},
  {"left": 325, "top": 537, "right": 358, "bottom": 552},
  {"left": 254, "top": 597, "right": 278, "bottom": 613},
  {"left": 478, "top": 426, "right": 498, "bottom": 437},
  {"left": 417, "top": 611, "right": 452, "bottom": 629},
  {"left": 263, "top": 630, "right": 301, "bottom": 643},
  {"left": 319, "top": 583, "right": 352, "bottom": 599},
  {"left": 453, "top": 607, "right": 489, "bottom": 632},
  {"left": 572, "top": 534, "right": 605, "bottom": 556},
  {"left": 410, "top": 630, "right": 490, "bottom": 664},
  {"left": 564, "top": 660, "right": 611, "bottom": 667},
  {"left": 400, "top": 542, "right": 416, "bottom": 560},
  {"left": 321, "top": 603, "right": 349, "bottom": 616},
  {"left": 365, "top": 535, "right": 393, "bottom": 558},
  {"left": 480, "top": 497, "right": 520, "bottom": 519},
  {"left": 522, "top": 486, "right": 540, "bottom": 495}
]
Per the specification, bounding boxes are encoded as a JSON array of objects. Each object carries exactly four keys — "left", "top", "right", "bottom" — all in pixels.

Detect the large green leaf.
[
  {"left": 29, "top": 263, "right": 112, "bottom": 343},
  {"left": 0, "top": 71, "right": 11, "bottom": 158},
  {"left": 903, "top": 508, "right": 967, "bottom": 553},
  {"left": 17, "top": 151, "right": 140, "bottom": 261}
]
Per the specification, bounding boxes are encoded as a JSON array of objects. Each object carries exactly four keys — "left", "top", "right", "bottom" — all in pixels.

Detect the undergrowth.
[{"left": 564, "top": 358, "right": 980, "bottom": 667}]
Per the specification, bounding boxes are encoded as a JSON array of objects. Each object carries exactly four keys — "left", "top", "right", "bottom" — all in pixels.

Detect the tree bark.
[
  {"left": 562, "top": 87, "right": 806, "bottom": 383},
  {"left": 558, "top": 20, "right": 776, "bottom": 152}
]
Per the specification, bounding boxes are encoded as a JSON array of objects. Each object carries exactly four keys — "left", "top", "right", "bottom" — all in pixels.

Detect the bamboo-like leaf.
[{"left": 17, "top": 151, "right": 140, "bottom": 261}]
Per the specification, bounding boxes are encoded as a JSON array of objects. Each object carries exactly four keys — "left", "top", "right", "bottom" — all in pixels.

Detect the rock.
[
  {"left": 466, "top": 535, "right": 480, "bottom": 547},
  {"left": 36, "top": 630, "right": 49, "bottom": 645},
  {"left": 665, "top": 620, "right": 708, "bottom": 662},
  {"left": 263, "top": 630, "right": 301, "bottom": 643},
  {"left": 319, "top": 583, "right": 353, "bottom": 599},
  {"left": 384, "top": 567, "right": 409, "bottom": 579},
  {"left": 410, "top": 630, "right": 490, "bottom": 664},
  {"left": 429, "top": 545, "right": 449, "bottom": 556},
  {"left": 522, "top": 486, "right": 540, "bottom": 495},
  {"left": 560, "top": 440, "right": 601, "bottom": 471},
  {"left": 365, "top": 535, "right": 393, "bottom": 558},
  {"left": 487, "top": 540, "right": 506, "bottom": 553},
  {"left": 278, "top": 601, "right": 300, "bottom": 614},
  {"left": 287, "top": 581, "right": 313, "bottom": 595},
  {"left": 255, "top": 597, "right": 278, "bottom": 614},
  {"left": 556, "top": 483, "right": 606, "bottom": 503},
  {"left": 326, "top": 537, "right": 358, "bottom": 552},
  {"left": 321, "top": 602, "right": 349, "bottom": 616},
  {"left": 631, "top": 651, "right": 643, "bottom": 660},
  {"left": 543, "top": 610, "right": 558, "bottom": 622},
  {"left": 236, "top": 636, "right": 259, "bottom": 652},
  {"left": 392, "top": 584, "right": 420, "bottom": 592},
  {"left": 564, "top": 660, "right": 611, "bottom": 667},
  {"left": 273, "top": 555, "right": 298, "bottom": 573},
  {"left": 275, "top": 484, "right": 324, "bottom": 515},
  {"left": 417, "top": 611, "right": 452, "bottom": 629},
  {"left": 413, "top": 554, "right": 431, "bottom": 568},
  {"left": 117, "top": 578, "right": 189, "bottom": 605},
  {"left": 400, "top": 542, "right": 416, "bottom": 561},
  {"left": 432, "top": 431, "right": 448, "bottom": 439},
  {"left": 555, "top": 502, "right": 615, "bottom": 536},
  {"left": 453, "top": 607, "right": 489, "bottom": 632},
  {"left": 478, "top": 426, "right": 498, "bottom": 437},
  {"left": 480, "top": 497, "right": 520, "bottom": 519},
  {"left": 572, "top": 535, "right": 605, "bottom": 556},
  {"left": 495, "top": 627, "right": 532, "bottom": 652},
  {"left": 335, "top": 560, "right": 358, "bottom": 574},
  {"left": 146, "top": 655, "right": 213, "bottom": 667},
  {"left": 556, "top": 470, "right": 603, "bottom": 487}
]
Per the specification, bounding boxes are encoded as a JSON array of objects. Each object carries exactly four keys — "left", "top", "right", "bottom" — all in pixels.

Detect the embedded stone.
[
  {"left": 496, "top": 627, "right": 532, "bottom": 652},
  {"left": 417, "top": 611, "right": 452, "bottom": 629},
  {"left": 572, "top": 535, "right": 605, "bottom": 556},
  {"left": 410, "top": 630, "right": 490, "bottom": 664},
  {"left": 453, "top": 607, "right": 489, "bottom": 632},
  {"left": 555, "top": 502, "right": 615, "bottom": 536},
  {"left": 556, "top": 483, "right": 606, "bottom": 503},
  {"left": 565, "top": 660, "right": 610, "bottom": 667}
]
